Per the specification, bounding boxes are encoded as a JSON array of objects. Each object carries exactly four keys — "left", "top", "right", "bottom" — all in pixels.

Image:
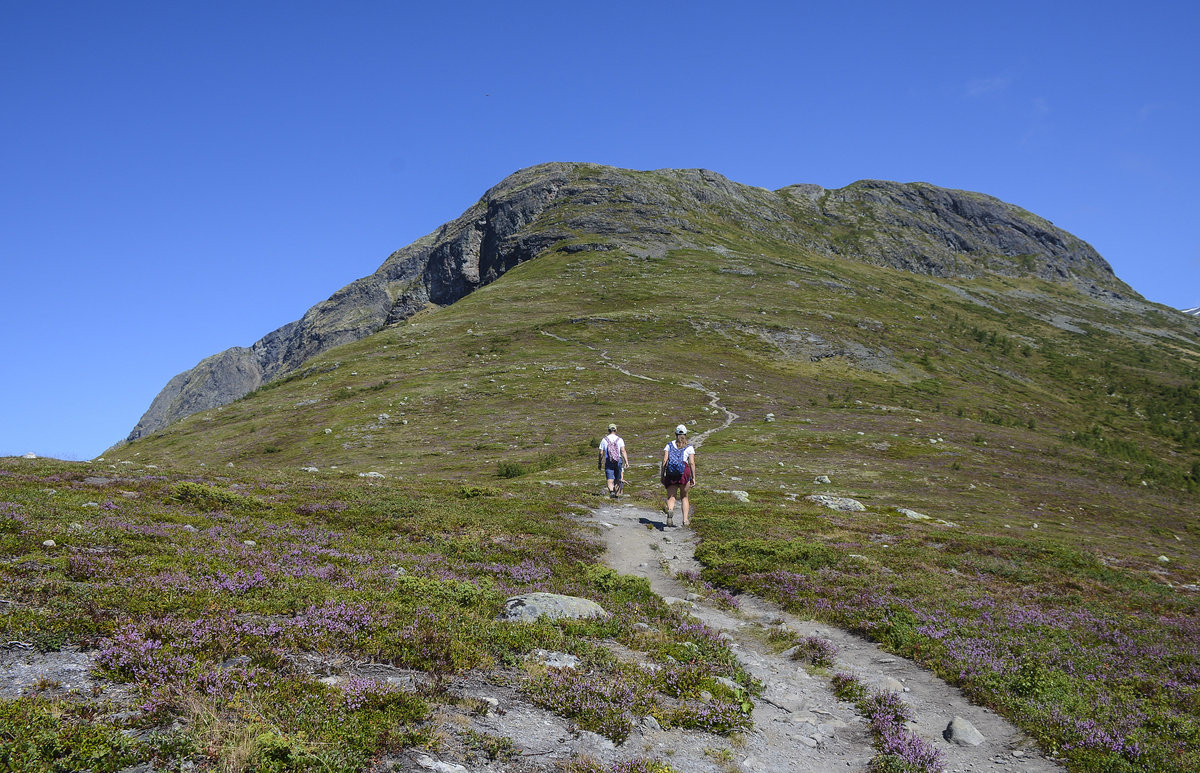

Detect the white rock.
[
  {"left": 300, "top": 467, "right": 319, "bottom": 473},
  {"left": 42, "top": 540, "right": 56, "bottom": 548},
  {"left": 896, "top": 507, "right": 930, "bottom": 521},
  {"left": 528, "top": 649, "right": 579, "bottom": 670},
  {"left": 414, "top": 755, "right": 467, "bottom": 773},
  {"left": 23, "top": 453, "right": 37, "bottom": 459},
  {"left": 806, "top": 495, "right": 866, "bottom": 512},
  {"left": 243, "top": 540, "right": 256, "bottom": 547},
  {"left": 814, "top": 475, "right": 832, "bottom": 484},
  {"left": 324, "top": 428, "right": 332, "bottom": 434},
  {"left": 944, "top": 715, "right": 986, "bottom": 746},
  {"left": 359, "top": 472, "right": 385, "bottom": 478},
  {"left": 1158, "top": 555, "right": 1171, "bottom": 563}
]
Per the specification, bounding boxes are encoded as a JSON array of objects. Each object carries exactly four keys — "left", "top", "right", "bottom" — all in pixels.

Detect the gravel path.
[{"left": 588, "top": 498, "right": 1066, "bottom": 773}]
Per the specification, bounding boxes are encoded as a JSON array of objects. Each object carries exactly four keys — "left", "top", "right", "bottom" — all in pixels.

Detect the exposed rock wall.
[{"left": 123, "top": 162, "right": 1129, "bottom": 444}]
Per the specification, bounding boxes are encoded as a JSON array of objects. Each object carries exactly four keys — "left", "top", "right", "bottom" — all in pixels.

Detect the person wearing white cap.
[
  {"left": 660, "top": 424, "right": 696, "bottom": 526},
  {"left": 598, "top": 423, "right": 628, "bottom": 498}
]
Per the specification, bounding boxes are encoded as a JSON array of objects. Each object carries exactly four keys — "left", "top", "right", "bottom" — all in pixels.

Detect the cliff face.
[{"left": 123, "top": 162, "right": 1130, "bottom": 444}]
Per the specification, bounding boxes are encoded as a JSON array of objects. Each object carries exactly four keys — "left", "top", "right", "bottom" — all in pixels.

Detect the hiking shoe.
[{"left": 666, "top": 516, "right": 674, "bottom": 527}]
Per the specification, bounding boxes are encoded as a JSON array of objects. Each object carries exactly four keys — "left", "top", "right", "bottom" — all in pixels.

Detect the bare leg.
[
  {"left": 681, "top": 484, "right": 691, "bottom": 525},
  {"left": 664, "top": 484, "right": 678, "bottom": 524}
]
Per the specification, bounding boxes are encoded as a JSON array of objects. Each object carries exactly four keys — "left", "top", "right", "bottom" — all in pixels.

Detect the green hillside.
[{"left": 5, "top": 165, "right": 1199, "bottom": 771}]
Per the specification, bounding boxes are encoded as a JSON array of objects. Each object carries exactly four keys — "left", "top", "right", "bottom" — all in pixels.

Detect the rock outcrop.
[
  {"left": 122, "top": 162, "right": 1131, "bottom": 444},
  {"left": 497, "top": 592, "right": 608, "bottom": 622}
]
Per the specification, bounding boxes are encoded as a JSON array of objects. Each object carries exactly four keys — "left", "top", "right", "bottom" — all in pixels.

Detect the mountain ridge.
[{"left": 121, "top": 162, "right": 1143, "bottom": 447}]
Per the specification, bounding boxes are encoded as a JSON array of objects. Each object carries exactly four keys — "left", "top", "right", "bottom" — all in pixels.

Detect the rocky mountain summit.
[
  {"left": 1183, "top": 306, "right": 1200, "bottom": 317},
  {"left": 122, "top": 162, "right": 1132, "bottom": 445}
]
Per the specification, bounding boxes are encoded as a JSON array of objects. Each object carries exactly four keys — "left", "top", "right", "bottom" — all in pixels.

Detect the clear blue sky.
[{"left": 3, "top": 1, "right": 1197, "bottom": 460}]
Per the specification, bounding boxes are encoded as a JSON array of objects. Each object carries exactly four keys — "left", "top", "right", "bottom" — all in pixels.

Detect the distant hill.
[
  {"left": 1183, "top": 305, "right": 1200, "bottom": 317},
  {"left": 120, "top": 162, "right": 1149, "bottom": 446}
]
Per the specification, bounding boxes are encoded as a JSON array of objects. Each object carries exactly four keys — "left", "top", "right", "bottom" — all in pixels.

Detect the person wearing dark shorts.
[
  {"left": 660, "top": 424, "right": 696, "bottom": 526},
  {"left": 598, "top": 423, "right": 628, "bottom": 498}
]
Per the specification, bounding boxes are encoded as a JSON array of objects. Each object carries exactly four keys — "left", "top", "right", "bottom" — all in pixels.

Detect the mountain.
[
  {"left": 122, "top": 162, "right": 1141, "bottom": 445},
  {"left": 1184, "top": 306, "right": 1200, "bottom": 317}
]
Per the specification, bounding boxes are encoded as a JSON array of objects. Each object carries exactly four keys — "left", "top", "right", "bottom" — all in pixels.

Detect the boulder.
[
  {"left": 943, "top": 715, "right": 986, "bottom": 746},
  {"left": 805, "top": 495, "right": 866, "bottom": 512},
  {"left": 497, "top": 592, "right": 608, "bottom": 622}
]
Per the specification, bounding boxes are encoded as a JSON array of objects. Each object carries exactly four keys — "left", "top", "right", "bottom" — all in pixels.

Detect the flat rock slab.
[
  {"left": 805, "top": 494, "right": 866, "bottom": 512},
  {"left": 497, "top": 592, "right": 608, "bottom": 622}
]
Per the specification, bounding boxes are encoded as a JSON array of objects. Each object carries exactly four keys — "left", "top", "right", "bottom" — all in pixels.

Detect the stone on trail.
[
  {"left": 875, "top": 676, "right": 906, "bottom": 692},
  {"left": 944, "top": 715, "right": 986, "bottom": 746},
  {"left": 805, "top": 494, "right": 866, "bottom": 512},
  {"left": 497, "top": 592, "right": 608, "bottom": 622},
  {"left": 415, "top": 756, "right": 467, "bottom": 773}
]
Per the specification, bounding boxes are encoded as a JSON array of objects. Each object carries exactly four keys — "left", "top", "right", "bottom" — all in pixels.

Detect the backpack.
[
  {"left": 665, "top": 442, "right": 687, "bottom": 476},
  {"left": 606, "top": 436, "right": 622, "bottom": 463}
]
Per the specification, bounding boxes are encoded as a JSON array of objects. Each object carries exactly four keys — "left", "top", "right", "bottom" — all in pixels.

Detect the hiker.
[
  {"left": 598, "top": 423, "right": 629, "bottom": 498},
  {"left": 660, "top": 424, "right": 696, "bottom": 526}
]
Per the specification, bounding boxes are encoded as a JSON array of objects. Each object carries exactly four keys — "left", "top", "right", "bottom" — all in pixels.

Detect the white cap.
[
  {"left": 675, "top": 424, "right": 688, "bottom": 435},
  {"left": 608, "top": 423, "right": 617, "bottom": 432}
]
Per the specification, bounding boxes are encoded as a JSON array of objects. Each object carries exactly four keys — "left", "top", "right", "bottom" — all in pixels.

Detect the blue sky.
[{"left": 3, "top": 1, "right": 1198, "bottom": 460}]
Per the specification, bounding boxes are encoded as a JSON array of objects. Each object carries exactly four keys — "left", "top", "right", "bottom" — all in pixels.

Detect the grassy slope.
[{"left": 8, "top": 168, "right": 1200, "bottom": 770}]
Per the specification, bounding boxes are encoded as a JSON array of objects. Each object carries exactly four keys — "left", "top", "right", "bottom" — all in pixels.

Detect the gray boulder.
[
  {"left": 943, "top": 715, "right": 986, "bottom": 746},
  {"left": 805, "top": 494, "right": 866, "bottom": 512},
  {"left": 498, "top": 592, "right": 608, "bottom": 622}
]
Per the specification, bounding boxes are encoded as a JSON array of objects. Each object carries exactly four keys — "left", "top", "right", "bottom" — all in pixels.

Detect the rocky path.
[{"left": 587, "top": 498, "right": 1066, "bottom": 773}]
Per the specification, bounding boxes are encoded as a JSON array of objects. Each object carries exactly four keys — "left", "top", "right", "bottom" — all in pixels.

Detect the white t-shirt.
[
  {"left": 600, "top": 433, "right": 625, "bottom": 461},
  {"left": 663, "top": 441, "right": 695, "bottom": 464}
]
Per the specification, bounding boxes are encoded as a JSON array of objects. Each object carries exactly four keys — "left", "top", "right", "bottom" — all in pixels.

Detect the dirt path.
[{"left": 588, "top": 498, "right": 1066, "bottom": 773}]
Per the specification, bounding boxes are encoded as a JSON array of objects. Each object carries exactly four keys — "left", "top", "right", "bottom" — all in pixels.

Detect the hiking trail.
[{"left": 585, "top": 499, "right": 1066, "bottom": 773}]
